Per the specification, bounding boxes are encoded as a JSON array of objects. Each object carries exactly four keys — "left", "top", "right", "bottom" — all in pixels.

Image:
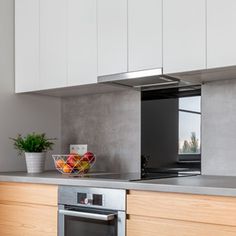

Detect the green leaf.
[{"left": 10, "top": 133, "right": 56, "bottom": 156}]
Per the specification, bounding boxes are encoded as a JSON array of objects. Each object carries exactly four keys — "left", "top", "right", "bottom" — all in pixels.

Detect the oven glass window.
[{"left": 64, "top": 208, "right": 117, "bottom": 236}]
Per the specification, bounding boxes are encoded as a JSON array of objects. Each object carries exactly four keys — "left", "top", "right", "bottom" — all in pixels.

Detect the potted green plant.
[{"left": 10, "top": 133, "right": 56, "bottom": 173}]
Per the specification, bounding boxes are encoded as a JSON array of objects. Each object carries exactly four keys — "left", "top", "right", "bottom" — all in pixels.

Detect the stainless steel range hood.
[
  {"left": 98, "top": 66, "right": 236, "bottom": 91},
  {"left": 98, "top": 68, "right": 200, "bottom": 91}
]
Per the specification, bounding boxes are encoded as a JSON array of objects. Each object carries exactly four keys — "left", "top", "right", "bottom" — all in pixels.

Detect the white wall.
[{"left": 0, "top": 0, "right": 61, "bottom": 171}]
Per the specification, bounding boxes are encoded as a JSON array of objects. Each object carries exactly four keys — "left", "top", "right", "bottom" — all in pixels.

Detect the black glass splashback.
[{"left": 141, "top": 88, "right": 201, "bottom": 177}]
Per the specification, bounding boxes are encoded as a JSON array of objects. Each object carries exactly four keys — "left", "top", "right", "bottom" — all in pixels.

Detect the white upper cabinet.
[
  {"left": 163, "top": 0, "right": 206, "bottom": 74},
  {"left": 15, "top": 0, "right": 97, "bottom": 93},
  {"left": 128, "top": 0, "right": 162, "bottom": 72},
  {"left": 18, "top": 0, "right": 236, "bottom": 94},
  {"left": 97, "top": 0, "right": 128, "bottom": 76},
  {"left": 68, "top": 0, "right": 97, "bottom": 86},
  {"left": 207, "top": 0, "right": 236, "bottom": 69},
  {"left": 15, "top": 0, "right": 39, "bottom": 92},
  {"left": 39, "top": 0, "right": 67, "bottom": 89}
]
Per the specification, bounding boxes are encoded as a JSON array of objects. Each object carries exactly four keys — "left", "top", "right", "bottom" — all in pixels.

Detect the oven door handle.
[{"left": 59, "top": 209, "right": 116, "bottom": 221}]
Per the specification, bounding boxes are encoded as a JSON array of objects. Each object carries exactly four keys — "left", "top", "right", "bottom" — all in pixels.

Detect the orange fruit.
[
  {"left": 62, "top": 164, "right": 72, "bottom": 173},
  {"left": 56, "top": 159, "right": 65, "bottom": 169}
]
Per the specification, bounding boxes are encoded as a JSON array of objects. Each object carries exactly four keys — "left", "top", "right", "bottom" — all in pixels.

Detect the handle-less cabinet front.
[
  {"left": 15, "top": 0, "right": 97, "bottom": 92},
  {"left": 97, "top": 0, "right": 128, "bottom": 76},
  {"left": 40, "top": 0, "right": 97, "bottom": 89},
  {"left": 98, "top": 0, "right": 163, "bottom": 77},
  {"left": 39, "top": 0, "right": 67, "bottom": 90},
  {"left": 163, "top": 0, "right": 206, "bottom": 74},
  {"left": 207, "top": 0, "right": 236, "bottom": 69},
  {"left": 15, "top": 0, "right": 40, "bottom": 93},
  {"left": 68, "top": 0, "right": 97, "bottom": 86},
  {"left": 128, "top": 0, "right": 162, "bottom": 72}
]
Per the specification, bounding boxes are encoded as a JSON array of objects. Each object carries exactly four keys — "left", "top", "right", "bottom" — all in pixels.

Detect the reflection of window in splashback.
[{"left": 179, "top": 96, "right": 201, "bottom": 156}]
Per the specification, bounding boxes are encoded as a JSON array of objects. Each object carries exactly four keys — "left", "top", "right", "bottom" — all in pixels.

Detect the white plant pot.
[{"left": 25, "top": 152, "right": 46, "bottom": 173}]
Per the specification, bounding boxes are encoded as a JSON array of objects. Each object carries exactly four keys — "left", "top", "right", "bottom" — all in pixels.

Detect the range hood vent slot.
[
  {"left": 98, "top": 65, "right": 236, "bottom": 91},
  {"left": 98, "top": 68, "right": 184, "bottom": 90}
]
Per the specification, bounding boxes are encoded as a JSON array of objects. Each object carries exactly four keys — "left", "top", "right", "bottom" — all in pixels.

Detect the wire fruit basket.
[{"left": 52, "top": 152, "right": 95, "bottom": 175}]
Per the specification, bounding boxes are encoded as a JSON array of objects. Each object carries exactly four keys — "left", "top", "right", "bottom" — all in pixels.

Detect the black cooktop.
[{"left": 72, "top": 168, "right": 200, "bottom": 181}]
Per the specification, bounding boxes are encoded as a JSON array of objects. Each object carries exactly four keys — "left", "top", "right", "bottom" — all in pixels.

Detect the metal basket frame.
[{"left": 52, "top": 154, "right": 96, "bottom": 176}]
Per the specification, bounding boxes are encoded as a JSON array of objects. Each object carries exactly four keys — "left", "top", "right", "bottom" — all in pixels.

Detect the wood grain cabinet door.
[
  {"left": 0, "top": 202, "right": 57, "bottom": 236},
  {"left": 127, "top": 191, "right": 236, "bottom": 236},
  {"left": 127, "top": 215, "right": 236, "bottom": 236},
  {"left": 0, "top": 183, "right": 58, "bottom": 236}
]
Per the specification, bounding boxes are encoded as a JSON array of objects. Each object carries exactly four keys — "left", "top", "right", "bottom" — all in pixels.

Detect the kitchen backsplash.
[
  {"left": 202, "top": 79, "right": 236, "bottom": 176},
  {"left": 61, "top": 79, "right": 236, "bottom": 176},
  {"left": 61, "top": 90, "right": 141, "bottom": 173}
]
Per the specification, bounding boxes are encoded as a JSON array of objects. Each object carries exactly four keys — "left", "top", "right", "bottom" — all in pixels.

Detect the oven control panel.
[
  {"left": 77, "top": 192, "right": 103, "bottom": 206},
  {"left": 59, "top": 186, "right": 125, "bottom": 211}
]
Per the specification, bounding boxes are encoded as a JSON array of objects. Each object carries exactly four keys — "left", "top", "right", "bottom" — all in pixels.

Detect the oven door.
[{"left": 58, "top": 205, "right": 125, "bottom": 236}]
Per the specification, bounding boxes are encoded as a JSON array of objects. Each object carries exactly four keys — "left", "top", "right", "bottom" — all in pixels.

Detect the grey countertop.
[{"left": 1, "top": 171, "right": 236, "bottom": 197}]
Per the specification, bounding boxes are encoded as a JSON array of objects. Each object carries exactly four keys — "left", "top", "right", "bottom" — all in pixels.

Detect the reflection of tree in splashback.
[{"left": 180, "top": 132, "right": 200, "bottom": 154}]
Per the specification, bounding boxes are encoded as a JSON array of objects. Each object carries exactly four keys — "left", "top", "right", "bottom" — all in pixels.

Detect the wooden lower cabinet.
[
  {"left": 127, "top": 190, "right": 236, "bottom": 236},
  {"left": 0, "top": 182, "right": 58, "bottom": 236},
  {"left": 0, "top": 202, "right": 57, "bottom": 236},
  {"left": 127, "top": 215, "right": 236, "bottom": 236}
]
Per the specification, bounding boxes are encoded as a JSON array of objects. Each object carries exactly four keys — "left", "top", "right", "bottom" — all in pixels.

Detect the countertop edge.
[{"left": 1, "top": 174, "right": 236, "bottom": 197}]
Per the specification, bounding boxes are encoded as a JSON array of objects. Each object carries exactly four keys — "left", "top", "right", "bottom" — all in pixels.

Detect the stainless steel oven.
[{"left": 58, "top": 186, "right": 126, "bottom": 236}]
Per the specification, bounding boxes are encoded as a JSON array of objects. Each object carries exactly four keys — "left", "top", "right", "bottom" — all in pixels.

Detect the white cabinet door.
[
  {"left": 97, "top": 0, "right": 128, "bottom": 76},
  {"left": 128, "top": 0, "right": 162, "bottom": 72},
  {"left": 163, "top": 0, "right": 206, "bottom": 74},
  {"left": 207, "top": 0, "right": 236, "bottom": 68},
  {"left": 68, "top": 0, "right": 97, "bottom": 86},
  {"left": 39, "top": 0, "right": 67, "bottom": 89},
  {"left": 15, "top": 0, "right": 39, "bottom": 92}
]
